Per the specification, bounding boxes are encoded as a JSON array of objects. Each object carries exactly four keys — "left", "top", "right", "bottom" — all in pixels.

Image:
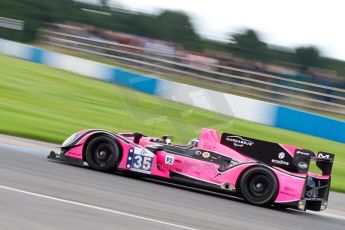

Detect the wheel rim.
[
  {"left": 248, "top": 174, "right": 271, "bottom": 198},
  {"left": 90, "top": 141, "right": 114, "bottom": 167}
]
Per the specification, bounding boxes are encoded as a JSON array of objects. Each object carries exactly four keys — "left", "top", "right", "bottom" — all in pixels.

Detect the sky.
[{"left": 82, "top": 0, "right": 345, "bottom": 60}]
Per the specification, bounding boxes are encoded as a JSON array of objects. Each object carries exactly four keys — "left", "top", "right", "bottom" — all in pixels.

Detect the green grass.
[{"left": 0, "top": 54, "right": 344, "bottom": 192}]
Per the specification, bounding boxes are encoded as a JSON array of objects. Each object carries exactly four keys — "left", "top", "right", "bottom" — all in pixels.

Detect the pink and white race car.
[{"left": 48, "top": 128, "right": 334, "bottom": 211}]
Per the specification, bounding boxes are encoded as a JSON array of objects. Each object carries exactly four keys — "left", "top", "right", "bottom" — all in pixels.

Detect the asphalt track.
[{"left": 0, "top": 135, "right": 345, "bottom": 230}]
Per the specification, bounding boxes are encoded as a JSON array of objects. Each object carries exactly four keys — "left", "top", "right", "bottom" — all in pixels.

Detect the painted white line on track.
[
  {"left": 0, "top": 185, "right": 198, "bottom": 230},
  {"left": 324, "top": 212, "right": 345, "bottom": 221},
  {"left": 0, "top": 143, "right": 46, "bottom": 156},
  {"left": 314, "top": 211, "right": 345, "bottom": 221}
]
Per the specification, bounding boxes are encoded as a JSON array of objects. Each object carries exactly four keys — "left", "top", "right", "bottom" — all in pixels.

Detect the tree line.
[{"left": 1, "top": 0, "right": 344, "bottom": 77}]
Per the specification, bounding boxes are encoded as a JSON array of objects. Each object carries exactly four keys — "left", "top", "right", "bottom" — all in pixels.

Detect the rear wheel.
[
  {"left": 239, "top": 166, "right": 278, "bottom": 206},
  {"left": 85, "top": 136, "right": 120, "bottom": 172}
]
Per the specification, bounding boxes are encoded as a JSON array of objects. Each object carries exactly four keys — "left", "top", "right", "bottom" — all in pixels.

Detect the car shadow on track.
[{"left": 46, "top": 158, "right": 321, "bottom": 218}]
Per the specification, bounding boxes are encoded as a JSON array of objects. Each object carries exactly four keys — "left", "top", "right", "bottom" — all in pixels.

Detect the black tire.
[
  {"left": 239, "top": 166, "right": 278, "bottom": 206},
  {"left": 85, "top": 136, "right": 120, "bottom": 172}
]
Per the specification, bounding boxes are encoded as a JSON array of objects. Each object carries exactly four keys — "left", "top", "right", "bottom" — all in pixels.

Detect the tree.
[
  {"left": 295, "top": 46, "right": 321, "bottom": 68},
  {"left": 0, "top": 0, "right": 75, "bottom": 41},
  {"left": 100, "top": 0, "right": 109, "bottom": 9},
  {"left": 230, "top": 29, "right": 269, "bottom": 61},
  {"left": 154, "top": 10, "right": 202, "bottom": 51}
]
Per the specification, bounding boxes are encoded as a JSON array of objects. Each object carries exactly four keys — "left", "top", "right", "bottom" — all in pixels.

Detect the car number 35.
[{"left": 132, "top": 155, "right": 152, "bottom": 171}]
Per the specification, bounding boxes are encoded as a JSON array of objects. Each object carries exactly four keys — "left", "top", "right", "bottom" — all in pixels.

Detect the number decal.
[
  {"left": 142, "top": 157, "right": 152, "bottom": 170},
  {"left": 133, "top": 155, "right": 142, "bottom": 169},
  {"left": 131, "top": 154, "right": 152, "bottom": 172}
]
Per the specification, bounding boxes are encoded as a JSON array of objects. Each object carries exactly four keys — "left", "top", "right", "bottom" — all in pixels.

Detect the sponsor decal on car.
[
  {"left": 296, "top": 150, "right": 310, "bottom": 156},
  {"left": 165, "top": 155, "right": 174, "bottom": 165},
  {"left": 298, "top": 161, "right": 308, "bottom": 169},
  {"left": 271, "top": 159, "right": 290, "bottom": 166},
  {"left": 306, "top": 181, "right": 328, "bottom": 198},
  {"left": 318, "top": 153, "right": 330, "bottom": 159},
  {"left": 279, "top": 191, "right": 296, "bottom": 197},
  {"left": 225, "top": 136, "right": 254, "bottom": 147},
  {"left": 202, "top": 152, "right": 211, "bottom": 159},
  {"left": 278, "top": 152, "right": 285, "bottom": 159},
  {"left": 271, "top": 151, "right": 290, "bottom": 165}
]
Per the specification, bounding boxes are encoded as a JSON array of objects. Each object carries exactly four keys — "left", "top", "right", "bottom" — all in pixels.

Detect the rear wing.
[
  {"left": 311, "top": 152, "right": 335, "bottom": 176},
  {"left": 294, "top": 150, "right": 334, "bottom": 175},
  {"left": 220, "top": 133, "right": 334, "bottom": 174}
]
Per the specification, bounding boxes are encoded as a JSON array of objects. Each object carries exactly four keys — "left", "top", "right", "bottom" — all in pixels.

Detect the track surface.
[{"left": 0, "top": 135, "right": 345, "bottom": 229}]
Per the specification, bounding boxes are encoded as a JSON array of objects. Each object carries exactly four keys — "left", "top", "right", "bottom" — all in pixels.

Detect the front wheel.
[
  {"left": 85, "top": 136, "right": 120, "bottom": 172},
  {"left": 239, "top": 166, "right": 278, "bottom": 206}
]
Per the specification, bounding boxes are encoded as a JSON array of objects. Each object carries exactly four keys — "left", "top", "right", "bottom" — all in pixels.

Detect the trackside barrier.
[{"left": 0, "top": 38, "right": 344, "bottom": 143}]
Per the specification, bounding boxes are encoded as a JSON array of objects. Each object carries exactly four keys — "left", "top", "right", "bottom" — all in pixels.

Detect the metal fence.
[
  {"left": 0, "top": 17, "right": 24, "bottom": 31},
  {"left": 38, "top": 29, "right": 345, "bottom": 115}
]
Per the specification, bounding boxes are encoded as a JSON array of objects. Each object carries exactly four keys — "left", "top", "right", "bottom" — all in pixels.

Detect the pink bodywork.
[{"left": 64, "top": 128, "right": 330, "bottom": 205}]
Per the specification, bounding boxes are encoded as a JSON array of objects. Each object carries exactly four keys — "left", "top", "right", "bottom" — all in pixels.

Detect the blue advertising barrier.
[{"left": 275, "top": 106, "right": 345, "bottom": 143}]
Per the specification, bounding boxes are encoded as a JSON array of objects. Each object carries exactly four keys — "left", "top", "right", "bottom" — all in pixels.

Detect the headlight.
[{"left": 62, "top": 133, "right": 79, "bottom": 147}]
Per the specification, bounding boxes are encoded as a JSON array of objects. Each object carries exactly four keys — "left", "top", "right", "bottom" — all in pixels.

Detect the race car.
[{"left": 48, "top": 128, "right": 334, "bottom": 211}]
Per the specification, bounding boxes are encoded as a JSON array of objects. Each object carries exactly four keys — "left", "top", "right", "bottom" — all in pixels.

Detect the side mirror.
[{"left": 133, "top": 132, "right": 143, "bottom": 144}]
